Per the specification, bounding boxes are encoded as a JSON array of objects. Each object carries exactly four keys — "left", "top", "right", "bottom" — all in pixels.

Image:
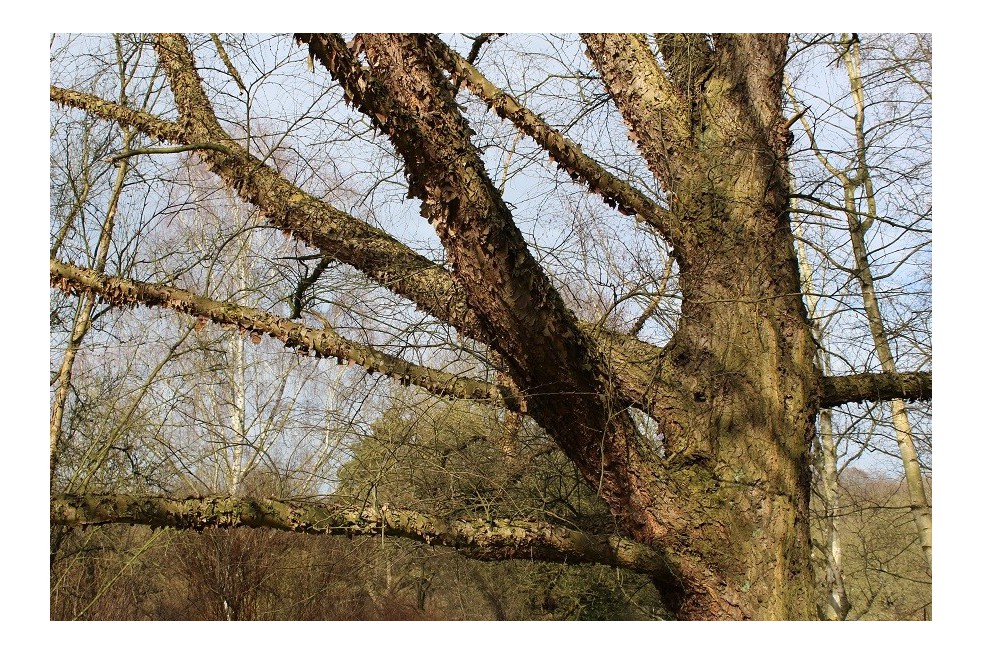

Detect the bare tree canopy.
[{"left": 50, "top": 33, "right": 931, "bottom": 620}]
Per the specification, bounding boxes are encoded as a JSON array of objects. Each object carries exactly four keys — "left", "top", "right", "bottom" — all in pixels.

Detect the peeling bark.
[
  {"left": 321, "top": 28, "right": 693, "bottom": 559},
  {"left": 50, "top": 33, "right": 933, "bottom": 621},
  {"left": 50, "top": 76, "right": 879, "bottom": 434},
  {"left": 580, "top": 33, "right": 822, "bottom": 620},
  {"left": 50, "top": 259, "right": 520, "bottom": 411},
  {"left": 52, "top": 494, "right": 675, "bottom": 586},
  {"left": 423, "top": 34, "right": 674, "bottom": 236}
]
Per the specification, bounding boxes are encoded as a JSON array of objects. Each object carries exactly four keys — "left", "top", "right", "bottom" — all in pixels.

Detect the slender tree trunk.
[
  {"left": 227, "top": 202, "right": 251, "bottom": 496},
  {"left": 788, "top": 35, "right": 932, "bottom": 568},
  {"left": 816, "top": 407, "right": 849, "bottom": 619},
  {"left": 50, "top": 131, "right": 134, "bottom": 484},
  {"left": 795, "top": 197, "right": 850, "bottom": 620},
  {"left": 844, "top": 183, "right": 932, "bottom": 565},
  {"left": 841, "top": 37, "right": 931, "bottom": 566}
]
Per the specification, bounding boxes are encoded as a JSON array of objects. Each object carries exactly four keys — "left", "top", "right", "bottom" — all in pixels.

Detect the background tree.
[
  {"left": 50, "top": 33, "right": 931, "bottom": 620},
  {"left": 786, "top": 33, "right": 931, "bottom": 619}
]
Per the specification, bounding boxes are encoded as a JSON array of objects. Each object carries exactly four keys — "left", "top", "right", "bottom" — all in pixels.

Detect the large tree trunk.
[
  {"left": 580, "top": 33, "right": 819, "bottom": 620},
  {"left": 50, "top": 33, "right": 931, "bottom": 620},
  {"left": 655, "top": 230, "right": 818, "bottom": 619}
]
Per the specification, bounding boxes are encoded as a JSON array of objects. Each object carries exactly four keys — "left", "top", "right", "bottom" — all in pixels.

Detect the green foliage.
[{"left": 338, "top": 397, "right": 611, "bottom": 529}]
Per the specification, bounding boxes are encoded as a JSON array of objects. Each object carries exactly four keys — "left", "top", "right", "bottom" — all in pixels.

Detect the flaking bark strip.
[
  {"left": 52, "top": 494, "right": 675, "bottom": 584},
  {"left": 50, "top": 258, "right": 520, "bottom": 411}
]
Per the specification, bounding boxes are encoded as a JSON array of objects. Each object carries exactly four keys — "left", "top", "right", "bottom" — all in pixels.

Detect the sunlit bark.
[
  {"left": 52, "top": 493, "right": 674, "bottom": 584},
  {"left": 50, "top": 33, "right": 932, "bottom": 620}
]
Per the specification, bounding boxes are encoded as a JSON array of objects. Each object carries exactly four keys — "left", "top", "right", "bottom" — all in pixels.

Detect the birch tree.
[{"left": 786, "top": 33, "right": 931, "bottom": 619}]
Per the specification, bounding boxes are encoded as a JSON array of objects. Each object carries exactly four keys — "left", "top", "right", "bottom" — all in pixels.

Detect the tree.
[
  {"left": 50, "top": 33, "right": 931, "bottom": 620},
  {"left": 786, "top": 33, "right": 931, "bottom": 619}
]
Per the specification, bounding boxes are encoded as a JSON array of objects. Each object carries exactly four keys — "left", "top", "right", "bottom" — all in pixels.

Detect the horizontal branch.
[
  {"left": 424, "top": 35, "right": 674, "bottom": 238},
  {"left": 819, "top": 371, "right": 932, "bottom": 407},
  {"left": 52, "top": 494, "right": 676, "bottom": 584},
  {"left": 50, "top": 259, "right": 521, "bottom": 411},
  {"left": 108, "top": 143, "right": 235, "bottom": 164}
]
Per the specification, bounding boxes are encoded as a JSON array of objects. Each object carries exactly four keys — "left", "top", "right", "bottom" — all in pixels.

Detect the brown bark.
[
  {"left": 581, "top": 33, "right": 819, "bottom": 619},
  {"left": 424, "top": 34, "right": 674, "bottom": 235},
  {"left": 298, "top": 33, "right": 701, "bottom": 611},
  {"left": 51, "top": 494, "right": 674, "bottom": 585},
  {"left": 50, "top": 258, "right": 520, "bottom": 411},
  {"left": 50, "top": 34, "right": 933, "bottom": 620}
]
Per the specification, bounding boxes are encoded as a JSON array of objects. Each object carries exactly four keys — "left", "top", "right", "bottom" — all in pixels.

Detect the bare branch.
[
  {"left": 210, "top": 33, "right": 247, "bottom": 94},
  {"left": 424, "top": 34, "right": 674, "bottom": 237},
  {"left": 50, "top": 85, "right": 183, "bottom": 143},
  {"left": 580, "top": 33, "right": 689, "bottom": 212},
  {"left": 52, "top": 494, "right": 676, "bottom": 584},
  {"left": 52, "top": 37, "right": 669, "bottom": 420},
  {"left": 107, "top": 143, "right": 235, "bottom": 164},
  {"left": 297, "top": 34, "right": 688, "bottom": 553},
  {"left": 51, "top": 259, "right": 521, "bottom": 411},
  {"left": 149, "top": 34, "right": 483, "bottom": 340},
  {"left": 820, "top": 371, "right": 932, "bottom": 408}
]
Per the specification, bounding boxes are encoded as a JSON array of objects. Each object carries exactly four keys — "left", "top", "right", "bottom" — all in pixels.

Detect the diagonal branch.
[
  {"left": 51, "top": 36, "right": 675, "bottom": 431},
  {"left": 51, "top": 258, "right": 521, "bottom": 411},
  {"left": 50, "top": 85, "right": 184, "bottom": 143},
  {"left": 296, "top": 35, "right": 695, "bottom": 560},
  {"left": 423, "top": 35, "right": 674, "bottom": 238},
  {"left": 819, "top": 371, "right": 932, "bottom": 408},
  {"left": 52, "top": 81, "right": 476, "bottom": 341},
  {"left": 298, "top": 33, "right": 595, "bottom": 381},
  {"left": 52, "top": 494, "right": 676, "bottom": 585},
  {"left": 580, "top": 33, "right": 690, "bottom": 211}
]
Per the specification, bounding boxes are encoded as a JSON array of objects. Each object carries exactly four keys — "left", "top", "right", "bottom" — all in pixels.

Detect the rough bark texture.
[
  {"left": 52, "top": 494, "right": 674, "bottom": 585},
  {"left": 50, "top": 33, "right": 933, "bottom": 620},
  {"left": 50, "top": 259, "right": 520, "bottom": 411},
  {"left": 581, "top": 33, "right": 819, "bottom": 619},
  {"left": 819, "top": 371, "right": 932, "bottom": 408}
]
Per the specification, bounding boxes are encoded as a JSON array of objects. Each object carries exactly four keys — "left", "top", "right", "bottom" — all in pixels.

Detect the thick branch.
[
  {"left": 151, "top": 35, "right": 486, "bottom": 341},
  {"left": 312, "top": 33, "right": 601, "bottom": 381},
  {"left": 52, "top": 494, "right": 675, "bottom": 584},
  {"left": 52, "top": 37, "right": 675, "bottom": 432},
  {"left": 297, "top": 35, "right": 676, "bottom": 529},
  {"left": 424, "top": 35, "right": 674, "bottom": 237},
  {"left": 580, "top": 33, "right": 689, "bottom": 211},
  {"left": 819, "top": 371, "right": 932, "bottom": 407},
  {"left": 51, "top": 259, "right": 520, "bottom": 411},
  {"left": 50, "top": 86, "right": 184, "bottom": 143},
  {"left": 53, "top": 81, "right": 473, "bottom": 340}
]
